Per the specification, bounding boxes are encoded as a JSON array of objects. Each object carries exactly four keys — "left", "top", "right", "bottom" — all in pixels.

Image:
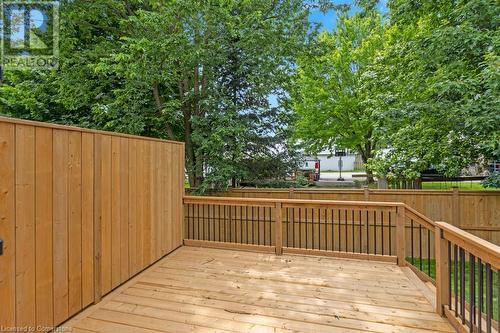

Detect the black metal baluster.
[
  {"left": 388, "top": 212, "right": 392, "bottom": 255},
  {"left": 312, "top": 209, "right": 315, "bottom": 250},
  {"left": 344, "top": 209, "right": 348, "bottom": 252},
  {"left": 299, "top": 208, "right": 302, "bottom": 248},
  {"left": 197, "top": 204, "right": 200, "bottom": 240},
  {"left": 285, "top": 208, "right": 290, "bottom": 247},
  {"left": 213, "top": 204, "right": 216, "bottom": 241},
  {"left": 448, "top": 241, "right": 452, "bottom": 306},
  {"left": 338, "top": 209, "right": 341, "bottom": 251},
  {"left": 454, "top": 244, "right": 458, "bottom": 316},
  {"left": 381, "top": 211, "right": 384, "bottom": 255},
  {"left": 478, "top": 258, "right": 483, "bottom": 333},
  {"left": 324, "top": 208, "right": 327, "bottom": 251},
  {"left": 461, "top": 248, "right": 465, "bottom": 324},
  {"left": 419, "top": 224, "right": 423, "bottom": 271},
  {"left": 331, "top": 209, "right": 334, "bottom": 251},
  {"left": 486, "top": 263, "right": 492, "bottom": 333},
  {"left": 359, "top": 211, "right": 362, "bottom": 254},
  {"left": 305, "top": 208, "right": 309, "bottom": 250},
  {"left": 411, "top": 220, "right": 414, "bottom": 265},
  {"left": 366, "top": 211, "right": 369, "bottom": 254},
  {"left": 469, "top": 254, "right": 475, "bottom": 331},
  {"left": 374, "top": 210, "right": 377, "bottom": 255},
  {"left": 427, "top": 229, "right": 431, "bottom": 277},
  {"left": 292, "top": 208, "right": 295, "bottom": 248},
  {"left": 352, "top": 210, "right": 355, "bottom": 253}
]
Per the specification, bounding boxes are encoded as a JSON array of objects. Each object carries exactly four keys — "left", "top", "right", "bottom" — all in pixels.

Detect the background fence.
[
  {"left": 0, "top": 117, "right": 184, "bottom": 330},
  {"left": 217, "top": 188, "right": 500, "bottom": 245}
]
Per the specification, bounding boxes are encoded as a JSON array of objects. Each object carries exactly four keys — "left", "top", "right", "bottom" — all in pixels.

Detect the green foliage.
[
  {"left": 0, "top": 0, "right": 317, "bottom": 191},
  {"left": 482, "top": 172, "right": 500, "bottom": 188},
  {"left": 292, "top": 9, "right": 386, "bottom": 183},
  {"left": 369, "top": 0, "right": 500, "bottom": 178}
]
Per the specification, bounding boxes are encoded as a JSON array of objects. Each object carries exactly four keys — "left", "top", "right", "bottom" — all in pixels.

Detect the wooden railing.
[
  {"left": 436, "top": 222, "right": 500, "bottom": 333},
  {"left": 183, "top": 195, "right": 500, "bottom": 332},
  {"left": 184, "top": 196, "right": 409, "bottom": 264}
]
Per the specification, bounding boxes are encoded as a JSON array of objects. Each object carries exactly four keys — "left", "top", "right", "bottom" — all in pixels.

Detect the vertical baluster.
[
  {"left": 324, "top": 208, "right": 328, "bottom": 251},
  {"left": 306, "top": 208, "right": 309, "bottom": 250},
  {"left": 359, "top": 211, "right": 362, "bottom": 254},
  {"left": 352, "top": 210, "right": 355, "bottom": 253},
  {"left": 469, "top": 254, "right": 475, "bottom": 332},
  {"left": 338, "top": 209, "right": 342, "bottom": 251},
  {"left": 454, "top": 244, "right": 458, "bottom": 316},
  {"left": 448, "top": 241, "right": 452, "bottom": 307},
  {"left": 344, "top": 209, "right": 348, "bottom": 252},
  {"left": 419, "top": 224, "right": 423, "bottom": 271},
  {"left": 292, "top": 208, "right": 295, "bottom": 248},
  {"left": 427, "top": 229, "right": 431, "bottom": 277},
  {"left": 374, "top": 210, "right": 377, "bottom": 255},
  {"left": 285, "top": 208, "right": 290, "bottom": 247},
  {"left": 331, "top": 209, "right": 334, "bottom": 251},
  {"left": 411, "top": 220, "right": 414, "bottom": 265},
  {"left": 486, "top": 263, "right": 492, "bottom": 333},
  {"left": 299, "top": 208, "right": 302, "bottom": 249},
  {"left": 312, "top": 208, "right": 315, "bottom": 250},
  {"left": 388, "top": 212, "right": 392, "bottom": 256},
  {"left": 478, "top": 258, "right": 483, "bottom": 333},
  {"left": 212, "top": 204, "right": 216, "bottom": 241},
  {"left": 461, "top": 248, "right": 465, "bottom": 324},
  {"left": 381, "top": 211, "right": 384, "bottom": 256},
  {"left": 366, "top": 211, "right": 369, "bottom": 254}
]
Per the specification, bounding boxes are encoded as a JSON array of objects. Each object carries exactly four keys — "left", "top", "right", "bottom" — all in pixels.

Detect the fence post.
[
  {"left": 363, "top": 186, "right": 370, "bottom": 201},
  {"left": 275, "top": 202, "right": 283, "bottom": 255},
  {"left": 93, "top": 134, "right": 102, "bottom": 304},
  {"left": 451, "top": 187, "right": 460, "bottom": 227},
  {"left": 435, "top": 224, "right": 449, "bottom": 316},
  {"left": 396, "top": 205, "right": 406, "bottom": 266}
]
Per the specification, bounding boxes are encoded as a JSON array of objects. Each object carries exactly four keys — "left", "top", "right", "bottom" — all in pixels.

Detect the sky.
[{"left": 309, "top": 0, "right": 388, "bottom": 32}]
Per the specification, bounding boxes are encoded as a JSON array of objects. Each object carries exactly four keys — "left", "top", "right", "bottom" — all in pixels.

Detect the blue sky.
[{"left": 309, "top": 0, "right": 388, "bottom": 31}]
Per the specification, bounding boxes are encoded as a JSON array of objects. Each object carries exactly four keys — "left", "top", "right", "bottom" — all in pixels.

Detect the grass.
[
  {"left": 421, "top": 181, "right": 494, "bottom": 190},
  {"left": 408, "top": 258, "right": 498, "bottom": 320}
]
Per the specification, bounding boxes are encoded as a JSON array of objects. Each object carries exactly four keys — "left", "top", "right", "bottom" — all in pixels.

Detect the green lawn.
[
  {"left": 421, "top": 181, "right": 495, "bottom": 190},
  {"left": 408, "top": 258, "right": 498, "bottom": 320}
]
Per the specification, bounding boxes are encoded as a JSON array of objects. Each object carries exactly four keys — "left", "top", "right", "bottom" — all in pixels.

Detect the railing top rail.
[
  {"left": 0, "top": 116, "right": 184, "bottom": 146},
  {"left": 405, "top": 206, "right": 436, "bottom": 230},
  {"left": 437, "top": 221, "right": 500, "bottom": 268},
  {"left": 183, "top": 195, "right": 404, "bottom": 209}
]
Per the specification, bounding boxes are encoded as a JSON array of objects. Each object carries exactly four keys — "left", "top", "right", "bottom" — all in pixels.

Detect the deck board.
[{"left": 64, "top": 246, "right": 454, "bottom": 333}]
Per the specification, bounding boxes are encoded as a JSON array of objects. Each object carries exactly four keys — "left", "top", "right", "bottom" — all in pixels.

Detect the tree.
[
  {"left": 1, "top": 0, "right": 316, "bottom": 191},
  {"left": 369, "top": 0, "right": 500, "bottom": 180},
  {"left": 292, "top": 7, "right": 386, "bottom": 182}
]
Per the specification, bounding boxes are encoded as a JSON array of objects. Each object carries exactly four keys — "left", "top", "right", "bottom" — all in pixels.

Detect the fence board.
[
  {"left": 223, "top": 189, "right": 500, "bottom": 245},
  {"left": 0, "top": 123, "right": 15, "bottom": 327},
  {"left": 35, "top": 127, "right": 53, "bottom": 328},
  {"left": 0, "top": 116, "right": 184, "bottom": 330}
]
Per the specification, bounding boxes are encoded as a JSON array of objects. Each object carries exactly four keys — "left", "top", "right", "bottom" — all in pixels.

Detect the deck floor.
[{"left": 65, "top": 246, "right": 454, "bottom": 333}]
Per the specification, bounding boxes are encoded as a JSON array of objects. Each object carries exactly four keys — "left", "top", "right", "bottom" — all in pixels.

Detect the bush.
[{"left": 482, "top": 172, "right": 500, "bottom": 188}]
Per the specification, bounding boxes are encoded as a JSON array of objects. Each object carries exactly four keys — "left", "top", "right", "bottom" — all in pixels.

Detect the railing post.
[
  {"left": 275, "top": 202, "right": 283, "bottom": 255},
  {"left": 363, "top": 186, "right": 370, "bottom": 201},
  {"left": 396, "top": 205, "right": 406, "bottom": 266},
  {"left": 435, "top": 224, "right": 449, "bottom": 316}
]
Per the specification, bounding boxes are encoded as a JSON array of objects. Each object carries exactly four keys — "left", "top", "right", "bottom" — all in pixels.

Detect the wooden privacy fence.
[
  {"left": 0, "top": 117, "right": 184, "bottom": 331},
  {"left": 183, "top": 195, "right": 500, "bottom": 333},
  {"left": 219, "top": 188, "right": 500, "bottom": 245}
]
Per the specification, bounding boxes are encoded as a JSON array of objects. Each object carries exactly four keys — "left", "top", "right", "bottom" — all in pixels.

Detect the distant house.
[{"left": 314, "top": 150, "right": 363, "bottom": 171}]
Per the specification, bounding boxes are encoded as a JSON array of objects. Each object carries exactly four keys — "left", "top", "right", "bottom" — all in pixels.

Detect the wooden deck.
[{"left": 64, "top": 247, "right": 454, "bottom": 333}]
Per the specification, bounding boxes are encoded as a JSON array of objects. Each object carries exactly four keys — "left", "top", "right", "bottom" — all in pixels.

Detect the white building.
[{"left": 314, "top": 150, "right": 363, "bottom": 171}]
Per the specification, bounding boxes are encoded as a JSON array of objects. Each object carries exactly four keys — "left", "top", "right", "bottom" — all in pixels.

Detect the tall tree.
[
  {"left": 369, "top": 0, "right": 500, "bottom": 180},
  {"left": 292, "top": 6, "right": 386, "bottom": 182}
]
